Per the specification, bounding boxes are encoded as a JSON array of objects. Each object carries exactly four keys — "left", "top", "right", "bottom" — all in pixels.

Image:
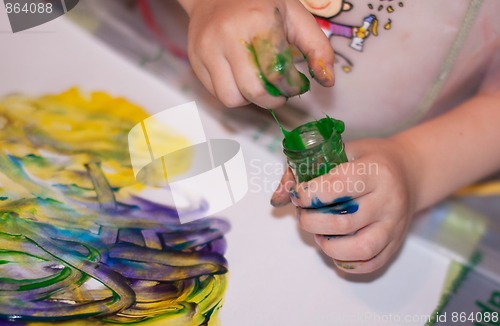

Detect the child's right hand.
[{"left": 179, "top": 0, "right": 335, "bottom": 108}]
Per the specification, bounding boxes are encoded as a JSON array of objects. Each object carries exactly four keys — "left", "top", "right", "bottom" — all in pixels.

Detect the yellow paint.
[
  {"left": 0, "top": 88, "right": 192, "bottom": 191},
  {"left": 315, "top": 58, "right": 334, "bottom": 83}
]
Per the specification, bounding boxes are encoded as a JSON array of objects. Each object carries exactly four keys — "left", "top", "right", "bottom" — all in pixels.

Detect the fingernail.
[
  {"left": 334, "top": 260, "right": 358, "bottom": 270},
  {"left": 270, "top": 183, "right": 292, "bottom": 207},
  {"left": 323, "top": 66, "right": 334, "bottom": 84},
  {"left": 315, "top": 59, "right": 334, "bottom": 84},
  {"left": 289, "top": 187, "right": 300, "bottom": 206},
  {"left": 270, "top": 197, "right": 287, "bottom": 207}
]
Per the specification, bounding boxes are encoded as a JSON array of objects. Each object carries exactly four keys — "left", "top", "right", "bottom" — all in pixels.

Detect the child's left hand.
[{"left": 271, "top": 137, "right": 419, "bottom": 274}]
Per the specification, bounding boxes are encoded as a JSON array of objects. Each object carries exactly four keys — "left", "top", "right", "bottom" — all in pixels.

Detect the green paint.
[
  {"left": 299, "top": 73, "right": 311, "bottom": 94},
  {"left": 248, "top": 44, "right": 283, "bottom": 97},
  {"left": 277, "top": 115, "right": 348, "bottom": 182},
  {"left": 262, "top": 77, "right": 284, "bottom": 97},
  {"left": 274, "top": 48, "right": 309, "bottom": 93},
  {"left": 270, "top": 113, "right": 345, "bottom": 153},
  {"left": 269, "top": 110, "right": 287, "bottom": 137},
  {"left": 0, "top": 197, "right": 7, "bottom": 201},
  {"left": 247, "top": 44, "right": 310, "bottom": 97},
  {"left": 316, "top": 114, "right": 345, "bottom": 140},
  {"left": 283, "top": 116, "right": 344, "bottom": 151},
  {"left": 269, "top": 110, "right": 305, "bottom": 150},
  {"left": 309, "top": 67, "right": 315, "bottom": 79},
  {"left": 273, "top": 48, "right": 292, "bottom": 76}
]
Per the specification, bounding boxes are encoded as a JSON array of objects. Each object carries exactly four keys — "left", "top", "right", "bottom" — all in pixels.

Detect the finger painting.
[{"left": 0, "top": 88, "right": 229, "bottom": 325}]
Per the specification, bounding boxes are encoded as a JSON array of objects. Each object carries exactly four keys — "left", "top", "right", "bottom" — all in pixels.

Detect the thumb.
[
  {"left": 270, "top": 167, "right": 296, "bottom": 207},
  {"left": 283, "top": 1, "right": 335, "bottom": 87},
  {"left": 251, "top": 9, "right": 310, "bottom": 97}
]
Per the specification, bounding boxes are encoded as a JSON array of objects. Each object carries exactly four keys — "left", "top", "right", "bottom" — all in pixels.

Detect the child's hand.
[
  {"left": 180, "top": 0, "right": 335, "bottom": 108},
  {"left": 271, "top": 138, "right": 419, "bottom": 274}
]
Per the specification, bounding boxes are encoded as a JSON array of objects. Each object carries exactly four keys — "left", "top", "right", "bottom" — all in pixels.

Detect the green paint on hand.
[
  {"left": 308, "top": 68, "right": 315, "bottom": 79},
  {"left": 299, "top": 73, "right": 311, "bottom": 93},
  {"left": 273, "top": 48, "right": 292, "bottom": 76},
  {"left": 261, "top": 76, "right": 283, "bottom": 97},
  {"left": 247, "top": 44, "right": 310, "bottom": 97},
  {"left": 303, "top": 55, "right": 315, "bottom": 79},
  {"left": 248, "top": 44, "right": 283, "bottom": 97}
]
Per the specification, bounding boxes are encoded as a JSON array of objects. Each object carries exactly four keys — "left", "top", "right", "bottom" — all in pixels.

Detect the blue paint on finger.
[
  {"left": 310, "top": 196, "right": 352, "bottom": 208},
  {"left": 319, "top": 202, "right": 359, "bottom": 215},
  {"left": 310, "top": 196, "right": 359, "bottom": 215},
  {"left": 289, "top": 187, "right": 300, "bottom": 200}
]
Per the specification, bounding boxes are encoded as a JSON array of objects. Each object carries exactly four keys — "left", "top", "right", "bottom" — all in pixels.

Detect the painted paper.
[{"left": 0, "top": 88, "right": 229, "bottom": 325}]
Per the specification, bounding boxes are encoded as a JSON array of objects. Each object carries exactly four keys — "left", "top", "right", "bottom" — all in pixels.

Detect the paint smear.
[
  {"left": 0, "top": 88, "right": 230, "bottom": 325},
  {"left": 310, "top": 196, "right": 359, "bottom": 215},
  {"left": 246, "top": 12, "right": 310, "bottom": 98}
]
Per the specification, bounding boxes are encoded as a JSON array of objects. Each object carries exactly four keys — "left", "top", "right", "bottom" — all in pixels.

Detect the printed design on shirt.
[{"left": 299, "top": 0, "right": 404, "bottom": 73}]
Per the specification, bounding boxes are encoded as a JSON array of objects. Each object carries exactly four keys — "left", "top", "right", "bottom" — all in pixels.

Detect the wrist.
[{"left": 388, "top": 134, "right": 426, "bottom": 213}]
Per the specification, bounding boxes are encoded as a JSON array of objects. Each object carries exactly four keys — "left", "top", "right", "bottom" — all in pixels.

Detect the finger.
[
  {"left": 298, "top": 197, "right": 373, "bottom": 235},
  {"left": 188, "top": 54, "right": 216, "bottom": 97},
  {"left": 251, "top": 10, "right": 310, "bottom": 98},
  {"left": 270, "top": 167, "right": 296, "bottom": 207},
  {"left": 284, "top": 0, "right": 335, "bottom": 87},
  {"left": 332, "top": 240, "right": 401, "bottom": 274},
  {"left": 225, "top": 40, "right": 287, "bottom": 109},
  {"left": 314, "top": 221, "right": 390, "bottom": 261},
  {"left": 290, "top": 161, "right": 377, "bottom": 208},
  {"left": 200, "top": 52, "right": 250, "bottom": 108},
  {"left": 298, "top": 194, "right": 385, "bottom": 234}
]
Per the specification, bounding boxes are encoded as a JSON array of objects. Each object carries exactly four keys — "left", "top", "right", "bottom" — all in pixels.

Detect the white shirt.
[{"left": 290, "top": 0, "right": 500, "bottom": 139}]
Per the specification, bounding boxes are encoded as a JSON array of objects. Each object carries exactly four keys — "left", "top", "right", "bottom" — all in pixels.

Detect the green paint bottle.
[{"left": 277, "top": 115, "right": 348, "bottom": 183}]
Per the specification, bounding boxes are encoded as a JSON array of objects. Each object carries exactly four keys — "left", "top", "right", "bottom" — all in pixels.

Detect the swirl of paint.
[{"left": 0, "top": 89, "right": 229, "bottom": 325}]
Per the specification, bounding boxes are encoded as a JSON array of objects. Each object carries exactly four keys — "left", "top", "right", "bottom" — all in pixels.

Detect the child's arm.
[
  {"left": 176, "top": 0, "right": 335, "bottom": 108},
  {"left": 272, "top": 84, "right": 500, "bottom": 274},
  {"left": 395, "top": 93, "right": 500, "bottom": 211}
]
